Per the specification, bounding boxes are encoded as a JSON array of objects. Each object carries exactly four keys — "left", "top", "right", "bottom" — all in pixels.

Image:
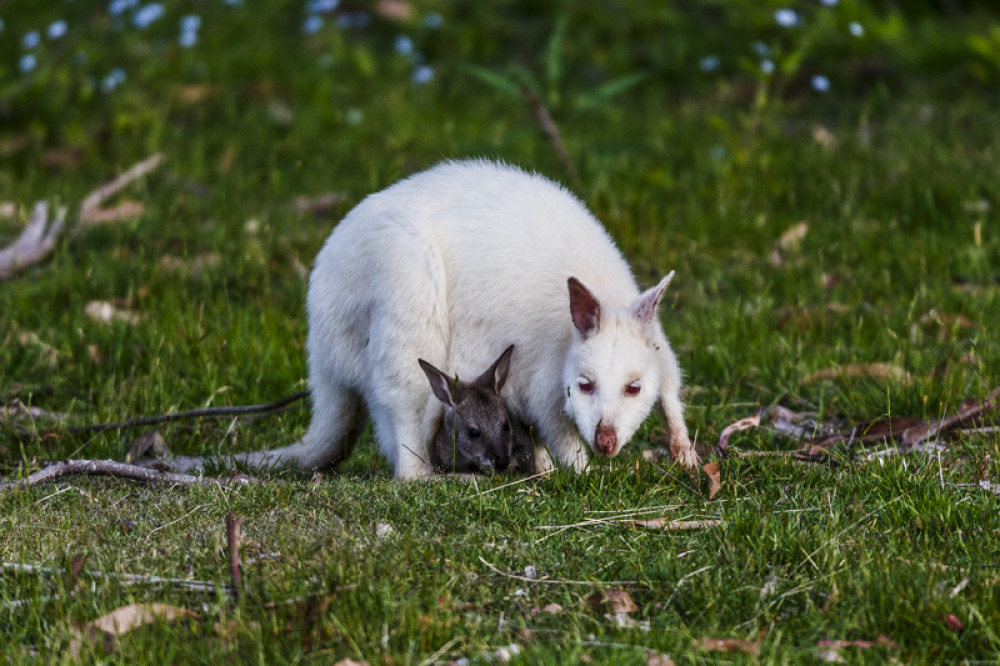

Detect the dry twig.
[
  {"left": 520, "top": 85, "right": 580, "bottom": 189},
  {"left": 0, "top": 459, "right": 257, "bottom": 492},
  {"left": 226, "top": 512, "right": 244, "bottom": 600},
  {"left": 79, "top": 153, "right": 165, "bottom": 225}
]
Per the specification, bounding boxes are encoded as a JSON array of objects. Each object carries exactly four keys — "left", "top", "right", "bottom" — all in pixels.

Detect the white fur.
[{"left": 170, "top": 160, "right": 698, "bottom": 478}]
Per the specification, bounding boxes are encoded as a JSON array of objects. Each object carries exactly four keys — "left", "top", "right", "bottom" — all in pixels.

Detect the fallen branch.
[
  {"left": 901, "top": 386, "right": 1000, "bottom": 449},
  {"left": 520, "top": 84, "right": 580, "bottom": 190},
  {"left": 0, "top": 459, "right": 258, "bottom": 492},
  {"left": 0, "top": 201, "right": 67, "bottom": 280},
  {"left": 225, "top": 512, "right": 243, "bottom": 600},
  {"left": 1, "top": 561, "right": 237, "bottom": 596},
  {"left": 34, "top": 390, "right": 310, "bottom": 436},
  {"left": 79, "top": 153, "right": 165, "bottom": 226}
]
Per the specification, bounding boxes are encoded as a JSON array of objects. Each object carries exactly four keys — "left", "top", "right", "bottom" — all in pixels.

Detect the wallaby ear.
[
  {"left": 418, "top": 358, "right": 455, "bottom": 407},
  {"left": 568, "top": 277, "right": 601, "bottom": 339},
  {"left": 632, "top": 271, "right": 674, "bottom": 327},
  {"left": 478, "top": 344, "right": 515, "bottom": 392}
]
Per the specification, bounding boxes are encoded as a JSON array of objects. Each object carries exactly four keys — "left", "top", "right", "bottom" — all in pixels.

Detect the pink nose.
[{"left": 595, "top": 425, "right": 618, "bottom": 456}]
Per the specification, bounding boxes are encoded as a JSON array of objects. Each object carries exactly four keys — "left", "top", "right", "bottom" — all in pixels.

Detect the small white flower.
[
  {"left": 303, "top": 14, "right": 323, "bottom": 34},
  {"left": 811, "top": 74, "right": 830, "bottom": 92},
  {"left": 394, "top": 35, "right": 414, "bottom": 56},
  {"left": 345, "top": 108, "right": 363, "bottom": 125},
  {"left": 774, "top": 8, "right": 799, "bottom": 27},
  {"left": 109, "top": 0, "right": 137, "bottom": 16},
  {"left": 179, "top": 30, "right": 197, "bottom": 47},
  {"left": 819, "top": 0, "right": 838, "bottom": 5},
  {"left": 180, "top": 15, "right": 201, "bottom": 32},
  {"left": 306, "top": 0, "right": 338, "bottom": 12},
  {"left": 699, "top": 55, "right": 720, "bottom": 72},
  {"left": 760, "top": 59, "right": 775, "bottom": 75},
  {"left": 23, "top": 30, "right": 41, "bottom": 49},
  {"left": 849, "top": 21, "right": 864, "bottom": 37},
  {"left": 101, "top": 67, "right": 126, "bottom": 92},
  {"left": 133, "top": 3, "right": 164, "bottom": 29},
  {"left": 411, "top": 65, "right": 434, "bottom": 84},
  {"left": 424, "top": 12, "right": 443, "bottom": 29},
  {"left": 19, "top": 54, "right": 37, "bottom": 73},
  {"left": 48, "top": 20, "right": 68, "bottom": 40}
]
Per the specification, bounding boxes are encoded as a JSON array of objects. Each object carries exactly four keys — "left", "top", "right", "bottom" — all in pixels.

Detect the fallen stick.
[
  {"left": 79, "top": 153, "right": 165, "bottom": 225},
  {"left": 0, "top": 459, "right": 257, "bottom": 492},
  {"left": 0, "top": 561, "right": 236, "bottom": 596},
  {"left": 520, "top": 84, "right": 580, "bottom": 190},
  {"left": 0, "top": 201, "right": 67, "bottom": 280},
  {"left": 225, "top": 512, "right": 243, "bottom": 600}
]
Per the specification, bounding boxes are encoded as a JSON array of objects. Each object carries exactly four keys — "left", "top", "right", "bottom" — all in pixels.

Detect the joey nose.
[{"left": 595, "top": 425, "right": 618, "bottom": 456}]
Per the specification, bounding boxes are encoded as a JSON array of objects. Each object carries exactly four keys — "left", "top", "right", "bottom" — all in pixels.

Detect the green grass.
[{"left": 2, "top": 1, "right": 999, "bottom": 663}]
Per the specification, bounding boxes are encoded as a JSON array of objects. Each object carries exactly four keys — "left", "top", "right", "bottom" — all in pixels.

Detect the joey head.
[{"left": 420, "top": 344, "right": 535, "bottom": 476}]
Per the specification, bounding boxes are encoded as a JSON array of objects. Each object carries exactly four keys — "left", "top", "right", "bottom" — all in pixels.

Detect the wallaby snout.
[{"left": 595, "top": 425, "right": 618, "bottom": 456}]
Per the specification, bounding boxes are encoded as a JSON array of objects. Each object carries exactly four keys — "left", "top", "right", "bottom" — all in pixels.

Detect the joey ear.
[
  {"left": 568, "top": 277, "right": 601, "bottom": 339},
  {"left": 418, "top": 359, "right": 455, "bottom": 407},
  {"left": 632, "top": 271, "right": 674, "bottom": 327},
  {"left": 478, "top": 344, "right": 515, "bottom": 392}
]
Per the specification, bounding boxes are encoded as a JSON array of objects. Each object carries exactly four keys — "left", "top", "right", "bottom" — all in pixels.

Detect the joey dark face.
[{"left": 419, "top": 345, "right": 516, "bottom": 475}]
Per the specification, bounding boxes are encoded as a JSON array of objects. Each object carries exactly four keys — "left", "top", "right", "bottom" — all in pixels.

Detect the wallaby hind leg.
[{"left": 163, "top": 379, "right": 367, "bottom": 474}]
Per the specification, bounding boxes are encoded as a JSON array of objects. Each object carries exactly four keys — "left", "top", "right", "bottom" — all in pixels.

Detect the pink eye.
[
  {"left": 578, "top": 379, "right": 595, "bottom": 395},
  {"left": 624, "top": 382, "right": 641, "bottom": 397}
]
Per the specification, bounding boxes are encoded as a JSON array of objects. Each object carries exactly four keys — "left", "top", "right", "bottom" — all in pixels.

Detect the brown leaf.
[
  {"left": 812, "top": 125, "right": 837, "bottom": 148},
  {"left": 714, "top": 414, "right": 760, "bottom": 455},
  {"left": 703, "top": 461, "right": 721, "bottom": 499},
  {"left": 125, "top": 431, "right": 167, "bottom": 462},
  {"left": 68, "top": 603, "right": 197, "bottom": 656},
  {"left": 586, "top": 589, "right": 637, "bottom": 615},
  {"left": 64, "top": 552, "right": 89, "bottom": 591},
  {"left": 375, "top": 0, "right": 412, "bottom": 20},
  {"left": 804, "top": 363, "right": 913, "bottom": 384},
  {"left": 646, "top": 652, "right": 676, "bottom": 666},
  {"left": 291, "top": 192, "right": 346, "bottom": 215},
  {"left": 332, "top": 660, "right": 370, "bottom": 666},
  {"left": 694, "top": 636, "right": 761, "bottom": 654},
  {"left": 778, "top": 221, "right": 809, "bottom": 252},
  {"left": 530, "top": 603, "right": 564, "bottom": 616},
  {"left": 632, "top": 517, "right": 723, "bottom": 531},
  {"left": 816, "top": 634, "right": 897, "bottom": 649}
]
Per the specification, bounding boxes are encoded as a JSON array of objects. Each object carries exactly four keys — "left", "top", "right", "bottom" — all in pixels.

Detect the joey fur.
[{"left": 420, "top": 344, "right": 535, "bottom": 476}]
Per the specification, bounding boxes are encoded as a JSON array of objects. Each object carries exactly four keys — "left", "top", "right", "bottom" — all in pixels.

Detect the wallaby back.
[{"left": 420, "top": 345, "right": 534, "bottom": 475}]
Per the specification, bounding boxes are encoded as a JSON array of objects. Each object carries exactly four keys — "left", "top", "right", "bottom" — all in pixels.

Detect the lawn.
[{"left": 1, "top": 1, "right": 999, "bottom": 663}]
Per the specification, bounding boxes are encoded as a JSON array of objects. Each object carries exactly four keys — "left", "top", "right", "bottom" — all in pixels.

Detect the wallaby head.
[
  {"left": 419, "top": 344, "right": 516, "bottom": 475},
  {"left": 562, "top": 272, "right": 675, "bottom": 458}
]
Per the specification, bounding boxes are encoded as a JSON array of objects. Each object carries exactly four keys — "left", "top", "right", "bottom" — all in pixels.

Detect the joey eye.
[
  {"left": 468, "top": 428, "right": 481, "bottom": 439},
  {"left": 502, "top": 421, "right": 510, "bottom": 432},
  {"left": 624, "top": 381, "right": 641, "bottom": 397},
  {"left": 578, "top": 379, "right": 595, "bottom": 395}
]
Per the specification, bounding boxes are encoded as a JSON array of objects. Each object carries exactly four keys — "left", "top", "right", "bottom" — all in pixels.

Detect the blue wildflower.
[
  {"left": 20, "top": 54, "right": 37, "bottom": 73},
  {"left": 23, "top": 30, "right": 41, "bottom": 49},
  {"left": 133, "top": 3, "right": 164, "bottom": 29},
  {"left": 811, "top": 75, "right": 830, "bottom": 92},
  {"left": 303, "top": 15, "right": 323, "bottom": 34},
  {"left": 412, "top": 65, "right": 434, "bottom": 84},
  {"left": 774, "top": 8, "right": 799, "bottom": 27}
]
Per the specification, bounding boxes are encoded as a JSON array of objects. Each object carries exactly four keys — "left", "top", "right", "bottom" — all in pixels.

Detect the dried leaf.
[
  {"left": 84, "top": 301, "right": 144, "bottom": 326},
  {"left": 68, "top": 603, "right": 197, "bottom": 656},
  {"left": 714, "top": 414, "right": 760, "bottom": 455},
  {"left": 0, "top": 201, "right": 16, "bottom": 218},
  {"left": 804, "top": 363, "right": 913, "bottom": 384},
  {"left": 632, "top": 517, "right": 723, "bottom": 531},
  {"left": 332, "top": 660, "right": 370, "bottom": 666},
  {"left": 126, "top": 431, "right": 167, "bottom": 462},
  {"left": 79, "top": 154, "right": 164, "bottom": 227},
  {"left": 646, "top": 652, "right": 676, "bottom": 666},
  {"left": 816, "top": 635, "right": 897, "bottom": 650},
  {"left": 703, "top": 461, "right": 721, "bottom": 499},
  {"left": 778, "top": 221, "right": 809, "bottom": 252},
  {"left": 586, "top": 589, "right": 638, "bottom": 615},
  {"left": 812, "top": 125, "right": 837, "bottom": 148},
  {"left": 291, "top": 192, "right": 346, "bottom": 215},
  {"left": 694, "top": 636, "right": 761, "bottom": 654},
  {"left": 529, "top": 603, "right": 563, "bottom": 616},
  {"left": 375, "top": 0, "right": 412, "bottom": 20}
]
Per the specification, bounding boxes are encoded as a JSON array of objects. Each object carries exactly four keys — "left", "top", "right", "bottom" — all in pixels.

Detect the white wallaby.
[{"left": 167, "top": 160, "right": 698, "bottom": 478}]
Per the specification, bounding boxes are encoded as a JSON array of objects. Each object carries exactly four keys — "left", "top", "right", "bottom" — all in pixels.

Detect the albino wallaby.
[
  {"left": 420, "top": 344, "right": 534, "bottom": 475},
  {"left": 165, "top": 160, "right": 698, "bottom": 478}
]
